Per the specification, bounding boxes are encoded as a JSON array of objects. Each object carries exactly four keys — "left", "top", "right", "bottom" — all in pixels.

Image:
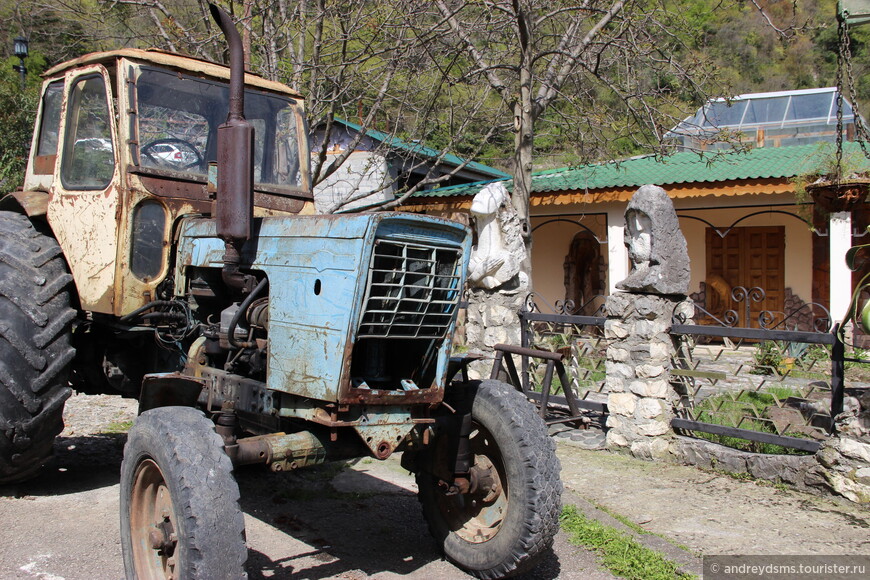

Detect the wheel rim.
[
  {"left": 129, "top": 458, "right": 179, "bottom": 580},
  {"left": 436, "top": 422, "right": 508, "bottom": 543}
]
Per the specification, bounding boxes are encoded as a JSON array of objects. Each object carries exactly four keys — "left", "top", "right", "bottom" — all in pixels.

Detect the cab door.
[{"left": 47, "top": 65, "right": 120, "bottom": 314}]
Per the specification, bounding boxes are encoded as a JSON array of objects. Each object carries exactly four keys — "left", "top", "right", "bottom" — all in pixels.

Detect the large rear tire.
[
  {"left": 416, "top": 380, "right": 561, "bottom": 579},
  {"left": 0, "top": 211, "right": 75, "bottom": 483},
  {"left": 120, "top": 406, "right": 247, "bottom": 580}
]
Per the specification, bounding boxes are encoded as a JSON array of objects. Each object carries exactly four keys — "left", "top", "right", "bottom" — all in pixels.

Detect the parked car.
[{"left": 141, "top": 140, "right": 200, "bottom": 169}]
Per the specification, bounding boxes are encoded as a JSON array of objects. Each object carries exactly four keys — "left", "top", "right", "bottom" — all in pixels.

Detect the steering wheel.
[{"left": 140, "top": 138, "right": 203, "bottom": 171}]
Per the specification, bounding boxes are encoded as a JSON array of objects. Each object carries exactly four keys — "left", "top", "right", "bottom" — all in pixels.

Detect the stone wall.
[
  {"left": 464, "top": 287, "right": 525, "bottom": 379},
  {"left": 603, "top": 293, "right": 694, "bottom": 460}
]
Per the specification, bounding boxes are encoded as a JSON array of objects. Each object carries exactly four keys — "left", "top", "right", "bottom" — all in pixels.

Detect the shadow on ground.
[
  {"left": 236, "top": 461, "right": 561, "bottom": 580},
  {"left": 0, "top": 433, "right": 127, "bottom": 497},
  {"left": 2, "top": 434, "right": 563, "bottom": 580}
]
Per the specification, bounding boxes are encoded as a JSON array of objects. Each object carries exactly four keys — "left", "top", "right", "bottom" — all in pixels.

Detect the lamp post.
[{"left": 12, "top": 36, "right": 28, "bottom": 92}]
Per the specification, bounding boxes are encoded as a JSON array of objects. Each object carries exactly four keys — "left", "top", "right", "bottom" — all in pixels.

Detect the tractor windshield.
[{"left": 134, "top": 66, "right": 303, "bottom": 189}]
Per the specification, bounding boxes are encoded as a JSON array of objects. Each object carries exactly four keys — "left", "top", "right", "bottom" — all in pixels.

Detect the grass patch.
[
  {"left": 101, "top": 419, "right": 134, "bottom": 434},
  {"left": 586, "top": 500, "right": 697, "bottom": 555},
  {"left": 689, "top": 387, "right": 814, "bottom": 455},
  {"left": 560, "top": 505, "right": 695, "bottom": 580}
]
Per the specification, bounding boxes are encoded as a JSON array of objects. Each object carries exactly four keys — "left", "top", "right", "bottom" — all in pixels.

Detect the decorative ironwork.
[
  {"left": 758, "top": 302, "right": 833, "bottom": 334},
  {"left": 507, "top": 292, "right": 609, "bottom": 425},
  {"left": 509, "top": 287, "right": 849, "bottom": 452}
]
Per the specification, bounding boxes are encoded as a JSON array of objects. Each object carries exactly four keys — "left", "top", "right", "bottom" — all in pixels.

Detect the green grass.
[
  {"left": 690, "top": 387, "right": 813, "bottom": 455},
  {"left": 560, "top": 505, "right": 695, "bottom": 580},
  {"left": 101, "top": 419, "right": 134, "bottom": 434}
]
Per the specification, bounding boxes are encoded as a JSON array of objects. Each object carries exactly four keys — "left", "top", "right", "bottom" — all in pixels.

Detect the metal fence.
[
  {"left": 670, "top": 287, "right": 846, "bottom": 453},
  {"left": 491, "top": 294, "right": 608, "bottom": 427},
  {"left": 491, "top": 289, "right": 866, "bottom": 453}
]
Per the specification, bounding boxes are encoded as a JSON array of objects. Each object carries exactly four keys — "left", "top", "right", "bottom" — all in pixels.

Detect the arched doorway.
[{"left": 564, "top": 232, "right": 603, "bottom": 313}]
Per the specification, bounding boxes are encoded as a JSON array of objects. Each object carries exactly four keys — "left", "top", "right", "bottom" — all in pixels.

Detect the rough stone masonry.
[{"left": 604, "top": 185, "right": 691, "bottom": 458}]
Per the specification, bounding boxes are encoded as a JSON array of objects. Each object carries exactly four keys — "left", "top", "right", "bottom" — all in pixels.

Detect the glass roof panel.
[
  {"left": 785, "top": 92, "right": 834, "bottom": 122},
  {"left": 700, "top": 100, "right": 747, "bottom": 127},
  {"left": 742, "top": 97, "right": 788, "bottom": 126}
]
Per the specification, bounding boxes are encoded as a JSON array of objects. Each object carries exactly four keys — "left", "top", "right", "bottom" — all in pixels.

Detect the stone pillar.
[
  {"left": 829, "top": 211, "right": 852, "bottom": 323},
  {"left": 814, "top": 390, "right": 870, "bottom": 503},
  {"left": 463, "top": 182, "right": 529, "bottom": 379},
  {"left": 604, "top": 293, "right": 693, "bottom": 459},
  {"left": 465, "top": 287, "right": 526, "bottom": 379},
  {"left": 604, "top": 184, "right": 691, "bottom": 460}
]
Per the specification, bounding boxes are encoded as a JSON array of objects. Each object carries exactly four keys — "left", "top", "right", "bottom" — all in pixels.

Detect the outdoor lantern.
[
  {"left": 13, "top": 36, "right": 28, "bottom": 59},
  {"left": 12, "top": 36, "right": 28, "bottom": 91}
]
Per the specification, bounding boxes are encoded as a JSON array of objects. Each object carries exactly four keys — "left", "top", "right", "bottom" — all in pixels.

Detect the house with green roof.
[
  {"left": 310, "top": 118, "right": 510, "bottom": 213},
  {"left": 403, "top": 89, "right": 870, "bottom": 328}
]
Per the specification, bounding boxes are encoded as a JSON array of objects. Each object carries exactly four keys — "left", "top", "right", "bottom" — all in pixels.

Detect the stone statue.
[
  {"left": 467, "top": 182, "right": 527, "bottom": 290},
  {"left": 617, "top": 185, "right": 689, "bottom": 296}
]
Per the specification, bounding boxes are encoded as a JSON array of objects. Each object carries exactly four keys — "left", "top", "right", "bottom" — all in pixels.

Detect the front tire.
[
  {"left": 120, "top": 406, "right": 247, "bottom": 579},
  {"left": 416, "top": 380, "right": 561, "bottom": 579},
  {"left": 0, "top": 211, "right": 75, "bottom": 483}
]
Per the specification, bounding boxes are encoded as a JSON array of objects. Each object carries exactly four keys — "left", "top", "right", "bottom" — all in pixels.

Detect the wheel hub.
[
  {"left": 130, "top": 459, "right": 179, "bottom": 579},
  {"left": 436, "top": 424, "right": 508, "bottom": 544}
]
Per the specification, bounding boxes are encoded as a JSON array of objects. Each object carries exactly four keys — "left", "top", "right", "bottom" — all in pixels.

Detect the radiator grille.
[{"left": 358, "top": 239, "right": 463, "bottom": 339}]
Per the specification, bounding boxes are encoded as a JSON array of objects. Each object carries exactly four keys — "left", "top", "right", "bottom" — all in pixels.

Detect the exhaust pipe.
[{"left": 209, "top": 3, "right": 255, "bottom": 294}]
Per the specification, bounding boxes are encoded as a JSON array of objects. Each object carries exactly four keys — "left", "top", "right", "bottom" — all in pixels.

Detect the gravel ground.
[
  {"left": 2, "top": 392, "right": 868, "bottom": 580},
  {"left": 0, "top": 394, "right": 608, "bottom": 580}
]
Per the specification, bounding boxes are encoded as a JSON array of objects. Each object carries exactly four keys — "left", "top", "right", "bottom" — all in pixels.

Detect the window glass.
[
  {"left": 786, "top": 93, "right": 833, "bottom": 122},
  {"left": 130, "top": 200, "right": 167, "bottom": 280},
  {"left": 135, "top": 67, "right": 302, "bottom": 188},
  {"left": 37, "top": 81, "right": 64, "bottom": 157},
  {"left": 702, "top": 101, "right": 747, "bottom": 128},
  {"left": 60, "top": 75, "right": 115, "bottom": 190},
  {"left": 743, "top": 98, "right": 788, "bottom": 126}
]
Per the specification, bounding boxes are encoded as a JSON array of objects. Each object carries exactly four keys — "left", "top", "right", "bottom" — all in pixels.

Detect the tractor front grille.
[{"left": 358, "top": 239, "right": 463, "bottom": 339}]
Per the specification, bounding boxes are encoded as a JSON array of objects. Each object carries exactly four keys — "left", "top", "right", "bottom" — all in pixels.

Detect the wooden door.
[{"left": 706, "top": 226, "right": 785, "bottom": 328}]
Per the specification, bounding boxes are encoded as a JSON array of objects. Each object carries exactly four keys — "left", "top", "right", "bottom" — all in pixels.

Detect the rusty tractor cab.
[{"left": 0, "top": 5, "right": 560, "bottom": 579}]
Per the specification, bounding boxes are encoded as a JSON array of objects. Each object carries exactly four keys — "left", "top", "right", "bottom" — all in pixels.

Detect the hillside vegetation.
[{"left": 0, "top": 0, "right": 867, "bottom": 194}]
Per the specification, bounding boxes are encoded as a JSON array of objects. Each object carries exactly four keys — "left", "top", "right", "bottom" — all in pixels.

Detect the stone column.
[
  {"left": 829, "top": 211, "right": 852, "bottom": 323},
  {"left": 603, "top": 185, "right": 691, "bottom": 460},
  {"left": 814, "top": 390, "right": 870, "bottom": 503},
  {"left": 604, "top": 293, "right": 692, "bottom": 459},
  {"left": 606, "top": 206, "right": 628, "bottom": 295},
  {"left": 463, "top": 182, "right": 528, "bottom": 379},
  {"left": 465, "top": 287, "right": 526, "bottom": 379}
]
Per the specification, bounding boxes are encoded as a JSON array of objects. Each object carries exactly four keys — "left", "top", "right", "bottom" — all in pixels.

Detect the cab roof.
[{"left": 43, "top": 48, "right": 303, "bottom": 99}]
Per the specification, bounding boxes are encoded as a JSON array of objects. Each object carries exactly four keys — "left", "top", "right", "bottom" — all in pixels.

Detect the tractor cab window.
[
  {"left": 60, "top": 74, "right": 115, "bottom": 190},
  {"left": 36, "top": 81, "right": 64, "bottom": 157},
  {"left": 134, "top": 67, "right": 303, "bottom": 190}
]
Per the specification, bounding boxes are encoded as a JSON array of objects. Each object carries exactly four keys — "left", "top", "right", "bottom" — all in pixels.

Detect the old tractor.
[{"left": 0, "top": 5, "right": 560, "bottom": 579}]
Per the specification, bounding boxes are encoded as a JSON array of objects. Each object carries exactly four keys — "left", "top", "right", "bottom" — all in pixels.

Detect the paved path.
[{"left": 1, "top": 394, "right": 869, "bottom": 579}]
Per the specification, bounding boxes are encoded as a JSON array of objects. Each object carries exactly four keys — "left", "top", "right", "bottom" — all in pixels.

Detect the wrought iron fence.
[
  {"left": 670, "top": 286, "right": 846, "bottom": 453},
  {"left": 490, "top": 287, "right": 866, "bottom": 453},
  {"left": 491, "top": 294, "right": 609, "bottom": 426}
]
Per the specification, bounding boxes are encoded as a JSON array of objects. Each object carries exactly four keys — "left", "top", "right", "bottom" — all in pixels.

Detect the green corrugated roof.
[
  {"left": 413, "top": 142, "right": 870, "bottom": 198},
  {"left": 332, "top": 118, "right": 510, "bottom": 179}
]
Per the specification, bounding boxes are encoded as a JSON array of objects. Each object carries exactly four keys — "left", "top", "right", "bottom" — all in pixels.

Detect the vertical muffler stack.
[{"left": 209, "top": 3, "right": 255, "bottom": 294}]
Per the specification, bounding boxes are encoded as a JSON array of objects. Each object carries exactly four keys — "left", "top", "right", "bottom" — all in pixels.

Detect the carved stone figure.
[
  {"left": 467, "top": 182, "right": 527, "bottom": 290},
  {"left": 617, "top": 185, "right": 690, "bottom": 296}
]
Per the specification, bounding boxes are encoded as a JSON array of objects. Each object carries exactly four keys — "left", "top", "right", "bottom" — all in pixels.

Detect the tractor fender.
[
  {"left": 0, "top": 190, "right": 49, "bottom": 218},
  {"left": 138, "top": 372, "right": 206, "bottom": 414}
]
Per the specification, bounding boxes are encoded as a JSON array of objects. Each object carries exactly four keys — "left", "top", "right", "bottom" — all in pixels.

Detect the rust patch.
[
  {"left": 134, "top": 173, "right": 306, "bottom": 214},
  {"left": 33, "top": 155, "right": 56, "bottom": 175},
  {"left": 341, "top": 385, "right": 444, "bottom": 406}
]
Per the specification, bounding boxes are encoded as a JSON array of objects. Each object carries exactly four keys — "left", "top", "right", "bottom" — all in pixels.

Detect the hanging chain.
[
  {"left": 839, "top": 13, "right": 870, "bottom": 165},
  {"left": 836, "top": 14, "right": 846, "bottom": 183}
]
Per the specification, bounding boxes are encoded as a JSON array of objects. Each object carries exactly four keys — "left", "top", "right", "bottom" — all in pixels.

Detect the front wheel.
[
  {"left": 416, "top": 380, "right": 561, "bottom": 579},
  {"left": 120, "top": 406, "right": 247, "bottom": 579}
]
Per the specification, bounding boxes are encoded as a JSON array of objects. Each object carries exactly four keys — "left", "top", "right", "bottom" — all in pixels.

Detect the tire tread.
[
  {"left": 0, "top": 211, "right": 74, "bottom": 484},
  {"left": 417, "top": 380, "right": 562, "bottom": 579}
]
